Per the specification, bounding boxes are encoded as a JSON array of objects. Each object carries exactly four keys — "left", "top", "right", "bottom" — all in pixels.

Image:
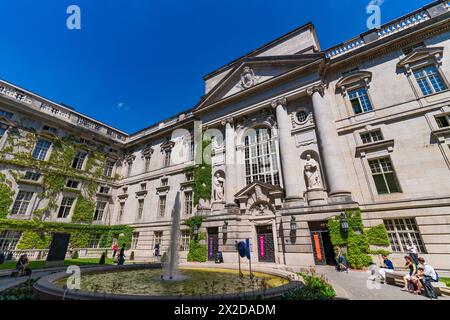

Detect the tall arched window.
[{"left": 244, "top": 128, "right": 280, "bottom": 186}]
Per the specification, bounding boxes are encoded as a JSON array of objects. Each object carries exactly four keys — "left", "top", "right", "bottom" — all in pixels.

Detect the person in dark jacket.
[{"left": 117, "top": 244, "right": 126, "bottom": 266}]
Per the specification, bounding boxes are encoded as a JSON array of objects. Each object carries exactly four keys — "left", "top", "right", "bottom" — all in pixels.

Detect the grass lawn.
[
  {"left": 0, "top": 258, "right": 114, "bottom": 271},
  {"left": 441, "top": 277, "right": 450, "bottom": 287}
]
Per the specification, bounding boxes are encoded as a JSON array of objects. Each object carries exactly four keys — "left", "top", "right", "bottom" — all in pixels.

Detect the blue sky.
[{"left": 0, "top": 0, "right": 433, "bottom": 133}]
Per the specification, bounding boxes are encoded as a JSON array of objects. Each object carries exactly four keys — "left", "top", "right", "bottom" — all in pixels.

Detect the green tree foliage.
[{"left": 0, "top": 173, "right": 15, "bottom": 219}]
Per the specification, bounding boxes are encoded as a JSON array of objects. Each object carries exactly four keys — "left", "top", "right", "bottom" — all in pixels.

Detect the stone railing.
[
  {"left": 325, "top": 2, "right": 449, "bottom": 60},
  {"left": 0, "top": 81, "right": 128, "bottom": 143},
  {"left": 377, "top": 10, "right": 430, "bottom": 38},
  {"left": 0, "top": 248, "right": 111, "bottom": 262}
]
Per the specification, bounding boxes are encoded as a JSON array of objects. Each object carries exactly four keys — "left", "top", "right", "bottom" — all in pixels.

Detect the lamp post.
[{"left": 340, "top": 212, "right": 349, "bottom": 232}]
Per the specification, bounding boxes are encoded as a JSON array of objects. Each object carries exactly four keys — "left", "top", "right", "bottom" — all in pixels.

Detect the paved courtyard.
[{"left": 315, "top": 266, "right": 449, "bottom": 300}]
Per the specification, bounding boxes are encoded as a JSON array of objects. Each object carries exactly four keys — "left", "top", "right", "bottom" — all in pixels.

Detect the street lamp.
[
  {"left": 193, "top": 225, "right": 199, "bottom": 239},
  {"left": 340, "top": 212, "right": 349, "bottom": 232}
]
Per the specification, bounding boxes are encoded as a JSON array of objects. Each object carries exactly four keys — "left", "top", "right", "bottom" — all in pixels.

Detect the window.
[
  {"left": 24, "top": 171, "right": 41, "bottom": 181},
  {"left": 144, "top": 156, "right": 151, "bottom": 172},
  {"left": 42, "top": 125, "right": 57, "bottom": 134},
  {"left": 99, "top": 186, "right": 110, "bottom": 194},
  {"left": 158, "top": 196, "right": 166, "bottom": 217},
  {"left": 0, "top": 230, "right": 22, "bottom": 251},
  {"left": 296, "top": 111, "right": 308, "bottom": 123},
  {"left": 57, "top": 197, "right": 75, "bottom": 218},
  {"left": 189, "top": 140, "right": 195, "bottom": 161},
  {"left": 117, "top": 202, "right": 125, "bottom": 222},
  {"left": 384, "top": 218, "right": 426, "bottom": 253},
  {"left": 0, "top": 127, "right": 6, "bottom": 138},
  {"left": 161, "top": 178, "right": 168, "bottom": 187},
  {"left": 154, "top": 231, "right": 163, "bottom": 247},
  {"left": 137, "top": 199, "right": 144, "bottom": 220},
  {"left": 348, "top": 87, "right": 373, "bottom": 114},
  {"left": 87, "top": 234, "right": 101, "bottom": 248},
  {"left": 436, "top": 114, "right": 450, "bottom": 128},
  {"left": 72, "top": 151, "right": 87, "bottom": 170},
  {"left": 186, "top": 172, "right": 194, "bottom": 182},
  {"left": 184, "top": 191, "right": 193, "bottom": 215},
  {"left": 179, "top": 230, "right": 190, "bottom": 251},
  {"left": 66, "top": 180, "right": 79, "bottom": 189},
  {"left": 103, "top": 161, "right": 114, "bottom": 177},
  {"left": 32, "top": 139, "right": 51, "bottom": 160},
  {"left": 368, "top": 157, "right": 401, "bottom": 194},
  {"left": 0, "top": 109, "right": 13, "bottom": 119},
  {"left": 413, "top": 65, "right": 447, "bottom": 96},
  {"left": 360, "top": 130, "right": 384, "bottom": 144},
  {"left": 11, "top": 191, "right": 34, "bottom": 215},
  {"left": 126, "top": 161, "right": 133, "bottom": 177},
  {"left": 164, "top": 150, "right": 171, "bottom": 167},
  {"left": 244, "top": 128, "right": 280, "bottom": 185},
  {"left": 94, "top": 201, "right": 107, "bottom": 221},
  {"left": 131, "top": 232, "right": 139, "bottom": 249},
  {"left": 140, "top": 183, "right": 147, "bottom": 191}
]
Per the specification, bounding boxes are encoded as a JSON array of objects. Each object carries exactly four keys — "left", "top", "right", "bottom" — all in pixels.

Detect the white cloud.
[{"left": 116, "top": 102, "right": 129, "bottom": 111}]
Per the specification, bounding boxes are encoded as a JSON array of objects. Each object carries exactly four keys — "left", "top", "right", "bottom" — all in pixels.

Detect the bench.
[{"left": 385, "top": 272, "right": 448, "bottom": 296}]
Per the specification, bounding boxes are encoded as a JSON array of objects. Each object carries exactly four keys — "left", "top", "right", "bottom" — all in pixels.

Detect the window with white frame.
[
  {"left": 244, "top": 128, "right": 280, "bottom": 185},
  {"left": 66, "top": 180, "right": 79, "bottom": 189},
  {"left": 137, "top": 199, "right": 144, "bottom": 220},
  {"left": 158, "top": 196, "right": 166, "bottom": 217},
  {"left": 32, "top": 139, "right": 51, "bottom": 160},
  {"left": 413, "top": 65, "right": 447, "bottom": 96},
  {"left": 103, "top": 161, "right": 115, "bottom": 177},
  {"left": 57, "top": 197, "right": 75, "bottom": 218},
  {"left": 384, "top": 218, "right": 426, "bottom": 253},
  {"left": 11, "top": 191, "right": 34, "bottom": 215},
  {"left": 179, "top": 230, "right": 190, "bottom": 251},
  {"left": 24, "top": 171, "right": 41, "bottom": 181},
  {"left": 360, "top": 130, "right": 384, "bottom": 144},
  {"left": 184, "top": 191, "right": 193, "bottom": 215},
  {"left": 348, "top": 87, "right": 373, "bottom": 114},
  {"left": 436, "top": 114, "right": 450, "bottom": 128},
  {"left": 368, "top": 157, "right": 401, "bottom": 194},
  {"left": 94, "top": 201, "right": 107, "bottom": 221},
  {"left": 72, "top": 151, "right": 87, "bottom": 170},
  {"left": 131, "top": 232, "right": 139, "bottom": 249},
  {"left": 0, "top": 230, "right": 22, "bottom": 251},
  {"left": 87, "top": 234, "right": 101, "bottom": 248}
]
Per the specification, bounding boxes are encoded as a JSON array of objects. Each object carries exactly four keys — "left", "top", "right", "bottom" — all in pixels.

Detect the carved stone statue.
[
  {"left": 304, "top": 154, "right": 323, "bottom": 190},
  {"left": 213, "top": 172, "right": 225, "bottom": 201}
]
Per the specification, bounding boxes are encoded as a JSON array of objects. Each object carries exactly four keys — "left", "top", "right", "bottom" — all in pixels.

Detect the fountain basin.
[{"left": 33, "top": 263, "right": 303, "bottom": 300}]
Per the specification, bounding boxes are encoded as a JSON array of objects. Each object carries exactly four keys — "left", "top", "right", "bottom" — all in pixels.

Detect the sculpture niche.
[
  {"left": 212, "top": 171, "right": 225, "bottom": 211},
  {"left": 303, "top": 153, "right": 327, "bottom": 205}
]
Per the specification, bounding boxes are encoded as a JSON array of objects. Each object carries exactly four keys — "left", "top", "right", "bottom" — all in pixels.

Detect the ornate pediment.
[
  {"left": 397, "top": 47, "right": 444, "bottom": 68},
  {"left": 234, "top": 181, "right": 283, "bottom": 215},
  {"left": 336, "top": 71, "right": 372, "bottom": 93}
]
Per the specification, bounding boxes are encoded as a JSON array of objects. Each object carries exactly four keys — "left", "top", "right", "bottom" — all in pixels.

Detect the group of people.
[
  {"left": 377, "top": 240, "right": 439, "bottom": 299},
  {"left": 112, "top": 243, "right": 126, "bottom": 266}
]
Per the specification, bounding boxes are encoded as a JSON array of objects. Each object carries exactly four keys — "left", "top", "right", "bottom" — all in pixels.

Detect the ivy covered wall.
[{"left": 193, "top": 137, "right": 212, "bottom": 206}]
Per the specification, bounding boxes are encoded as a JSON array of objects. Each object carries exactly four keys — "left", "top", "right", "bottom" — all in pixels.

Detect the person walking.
[
  {"left": 117, "top": 244, "right": 126, "bottom": 266},
  {"left": 112, "top": 243, "right": 118, "bottom": 258}
]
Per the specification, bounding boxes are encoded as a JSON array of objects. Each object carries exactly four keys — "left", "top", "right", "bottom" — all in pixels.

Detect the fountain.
[{"left": 33, "top": 192, "right": 302, "bottom": 300}]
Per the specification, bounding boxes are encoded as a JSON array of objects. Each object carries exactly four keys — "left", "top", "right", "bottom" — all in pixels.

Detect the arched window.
[{"left": 244, "top": 128, "right": 280, "bottom": 186}]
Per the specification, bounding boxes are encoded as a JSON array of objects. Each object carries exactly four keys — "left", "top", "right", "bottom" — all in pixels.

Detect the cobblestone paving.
[{"left": 315, "top": 265, "right": 449, "bottom": 300}]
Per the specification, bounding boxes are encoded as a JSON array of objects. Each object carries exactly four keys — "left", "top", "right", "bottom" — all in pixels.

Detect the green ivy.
[
  {"left": 0, "top": 173, "right": 15, "bottom": 219},
  {"left": 185, "top": 216, "right": 207, "bottom": 262},
  {"left": 16, "top": 231, "right": 52, "bottom": 250},
  {"left": 71, "top": 196, "right": 95, "bottom": 224},
  {"left": 365, "top": 224, "right": 390, "bottom": 246},
  {"left": 193, "top": 138, "right": 212, "bottom": 205}
]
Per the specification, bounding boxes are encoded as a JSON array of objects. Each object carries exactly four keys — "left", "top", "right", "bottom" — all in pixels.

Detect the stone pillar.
[
  {"left": 271, "top": 97, "right": 303, "bottom": 201},
  {"left": 307, "top": 84, "right": 352, "bottom": 201},
  {"left": 222, "top": 117, "right": 238, "bottom": 207}
]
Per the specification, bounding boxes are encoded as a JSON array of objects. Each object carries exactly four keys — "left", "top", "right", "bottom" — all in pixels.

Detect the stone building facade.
[{"left": 1, "top": 0, "right": 450, "bottom": 272}]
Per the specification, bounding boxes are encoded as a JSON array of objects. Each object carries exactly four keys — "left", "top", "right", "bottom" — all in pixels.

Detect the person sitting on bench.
[
  {"left": 14, "top": 254, "right": 32, "bottom": 277},
  {"left": 418, "top": 257, "right": 439, "bottom": 299},
  {"left": 378, "top": 255, "right": 394, "bottom": 283}
]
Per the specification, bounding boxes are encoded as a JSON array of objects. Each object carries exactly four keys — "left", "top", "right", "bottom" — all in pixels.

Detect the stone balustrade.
[{"left": 377, "top": 11, "right": 430, "bottom": 38}]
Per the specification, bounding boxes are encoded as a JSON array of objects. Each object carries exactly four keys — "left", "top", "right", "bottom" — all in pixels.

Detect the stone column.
[
  {"left": 271, "top": 97, "right": 303, "bottom": 201},
  {"left": 307, "top": 84, "right": 352, "bottom": 201},
  {"left": 222, "top": 117, "right": 238, "bottom": 207}
]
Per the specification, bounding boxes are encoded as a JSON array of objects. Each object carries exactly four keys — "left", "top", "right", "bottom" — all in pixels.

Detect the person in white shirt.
[
  {"left": 418, "top": 257, "right": 438, "bottom": 282},
  {"left": 417, "top": 257, "right": 439, "bottom": 299},
  {"left": 406, "top": 240, "right": 418, "bottom": 264}
]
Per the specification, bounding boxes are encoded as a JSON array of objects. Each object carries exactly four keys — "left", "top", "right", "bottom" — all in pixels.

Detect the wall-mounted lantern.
[
  {"left": 340, "top": 212, "right": 349, "bottom": 232},
  {"left": 290, "top": 216, "right": 297, "bottom": 235},
  {"left": 193, "top": 225, "right": 199, "bottom": 239}
]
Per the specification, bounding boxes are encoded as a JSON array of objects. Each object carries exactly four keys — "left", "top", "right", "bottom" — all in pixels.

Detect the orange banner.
[{"left": 313, "top": 234, "right": 322, "bottom": 262}]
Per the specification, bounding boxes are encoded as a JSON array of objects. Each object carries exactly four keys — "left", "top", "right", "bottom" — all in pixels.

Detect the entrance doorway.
[
  {"left": 207, "top": 227, "right": 219, "bottom": 261},
  {"left": 256, "top": 225, "right": 275, "bottom": 263},
  {"left": 308, "top": 221, "right": 336, "bottom": 266}
]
